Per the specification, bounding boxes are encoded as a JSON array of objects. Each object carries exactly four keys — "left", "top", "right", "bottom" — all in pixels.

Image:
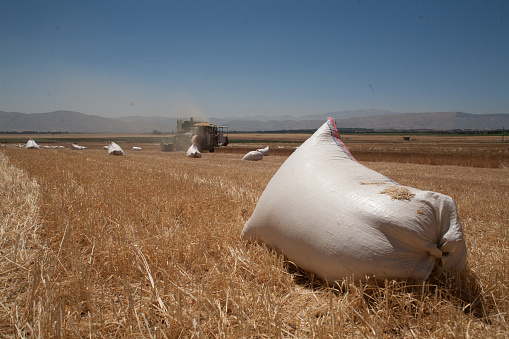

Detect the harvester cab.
[
  {"left": 161, "top": 117, "right": 228, "bottom": 152},
  {"left": 191, "top": 123, "right": 229, "bottom": 152}
]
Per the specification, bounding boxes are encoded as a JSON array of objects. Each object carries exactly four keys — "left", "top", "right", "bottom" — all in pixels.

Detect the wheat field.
[{"left": 0, "top": 138, "right": 508, "bottom": 338}]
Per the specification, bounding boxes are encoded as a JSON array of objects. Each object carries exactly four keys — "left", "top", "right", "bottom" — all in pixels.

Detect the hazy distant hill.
[
  {"left": 1, "top": 110, "right": 508, "bottom": 133},
  {"left": 214, "top": 109, "right": 393, "bottom": 123},
  {"left": 335, "top": 112, "right": 509, "bottom": 131},
  {"left": 114, "top": 116, "right": 178, "bottom": 132},
  {"left": 210, "top": 111, "right": 509, "bottom": 132},
  {"left": 214, "top": 109, "right": 395, "bottom": 123},
  {"left": 0, "top": 111, "right": 177, "bottom": 133}
]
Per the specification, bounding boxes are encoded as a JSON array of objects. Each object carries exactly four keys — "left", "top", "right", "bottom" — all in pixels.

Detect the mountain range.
[{"left": 1, "top": 109, "right": 508, "bottom": 133}]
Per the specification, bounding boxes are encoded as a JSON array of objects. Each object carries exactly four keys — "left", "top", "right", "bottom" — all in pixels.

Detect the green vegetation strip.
[{"left": 228, "top": 139, "right": 302, "bottom": 144}]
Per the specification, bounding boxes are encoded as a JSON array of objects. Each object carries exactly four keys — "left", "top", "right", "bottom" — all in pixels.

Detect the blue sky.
[{"left": 1, "top": 0, "right": 508, "bottom": 119}]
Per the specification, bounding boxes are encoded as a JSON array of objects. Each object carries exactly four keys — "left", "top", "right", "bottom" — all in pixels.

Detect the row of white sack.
[
  {"left": 23, "top": 139, "right": 82, "bottom": 150},
  {"left": 20, "top": 138, "right": 137, "bottom": 155},
  {"left": 20, "top": 139, "right": 138, "bottom": 155},
  {"left": 71, "top": 143, "right": 133, "bottom": 154},
  {"left": 101, "top": 144, "right": 141, "bottom": 153},
  {"left": 69, "top": 142, "right": 127, "bottom": 155},
  {"left": 242, "top": 146, "right": 270, "bottom": 161},
  {"left": 186, "top": 145, "right": 271, "bottom": 160},
  {"left": 22, "top": 144, "right": 66, "bottom": 149}
]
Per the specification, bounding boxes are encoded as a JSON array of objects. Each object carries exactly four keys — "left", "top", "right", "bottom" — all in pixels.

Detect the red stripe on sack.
[
  {"left": 327, "top": 117, "right": 341, "bottom": 140},
  {"left": 327, "top": 117, "right": 358, "bottom": 162}
]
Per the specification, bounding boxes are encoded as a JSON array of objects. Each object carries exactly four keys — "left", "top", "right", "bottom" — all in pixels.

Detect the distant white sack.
[
  {"left": 242, "top": 117, "right": 467, "bottom": 283},
  {"left": 71, "top": 143, "right": 87, "bottom": 150},
  {"left": 103, "top": 145, "right": 109, "bottom": 150},
  {"left": 26, "top": 139, "right": 40, "bottom": 149},
  {"left": 242, "top": 151, "right": 263, "bottom": 161},
  {"left": 187, "top": 144, "right": 202, "bottom": 158},
  {"left": 132, "top": 147, "right": 142, "bottom": 151},
  {"left": 256, "top": 146, "right": 270, "bottom": 156},
  {"left": 108, "top": 141, "right": 125, "bottom": 155}
]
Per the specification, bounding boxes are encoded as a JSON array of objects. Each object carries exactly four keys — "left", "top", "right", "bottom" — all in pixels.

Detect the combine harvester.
[
  {"left": 161, "top": 117, "right": 228, "bottom": 153},
  {"left": 108, "top": 141, "right": 125, "bottom": 155},
  {"left": 242, "top": 118, "right": 467, "bottom": 283}
]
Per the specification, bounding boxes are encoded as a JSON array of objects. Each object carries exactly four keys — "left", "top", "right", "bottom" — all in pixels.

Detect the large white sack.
[
  {"left": 108, "top": 141, "right": 124, "bottom": 155},
  {"left": 243, "top": 151, "right": 263, "bottom": 161},
  {"left": 187, "top": 144, "right": 202, "bottom": 158},
  {"left": 242, "top": 118, "right": 467, "bottom": 282},
  {"left": 256, "top": 146, "right": 270, "bottom": 156}
]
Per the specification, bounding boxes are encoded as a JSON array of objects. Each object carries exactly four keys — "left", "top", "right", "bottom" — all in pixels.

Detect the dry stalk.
[{"left": 0, "top": 144, "right": 507, "bottom": 338}]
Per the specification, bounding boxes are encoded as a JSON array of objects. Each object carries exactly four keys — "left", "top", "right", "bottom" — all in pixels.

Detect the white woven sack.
[
  {"left": 108, "top": 141, "right": 124, "bottom": 155},
  {"left": 71, "top": 143, "right": 87, "bottom": 150},
  {"left": 187, "top": 144, "right": 202, "bottom": 158},
  {"left": 26, "top": 139, "right": 40, "bottom": 149},
  {"left": 243, "top": 151, "right": 263, "bottom": 161},
  {"left": 256, "top": 146, "right": 270, "bottom": 156},
  {"left": 242, "top": 118, "right": 467, "bottom": 282}
]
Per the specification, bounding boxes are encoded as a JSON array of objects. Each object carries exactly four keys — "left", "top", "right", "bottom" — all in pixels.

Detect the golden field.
[{"left": 0, "top": 134, "right": 508, "bottom": 338}]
